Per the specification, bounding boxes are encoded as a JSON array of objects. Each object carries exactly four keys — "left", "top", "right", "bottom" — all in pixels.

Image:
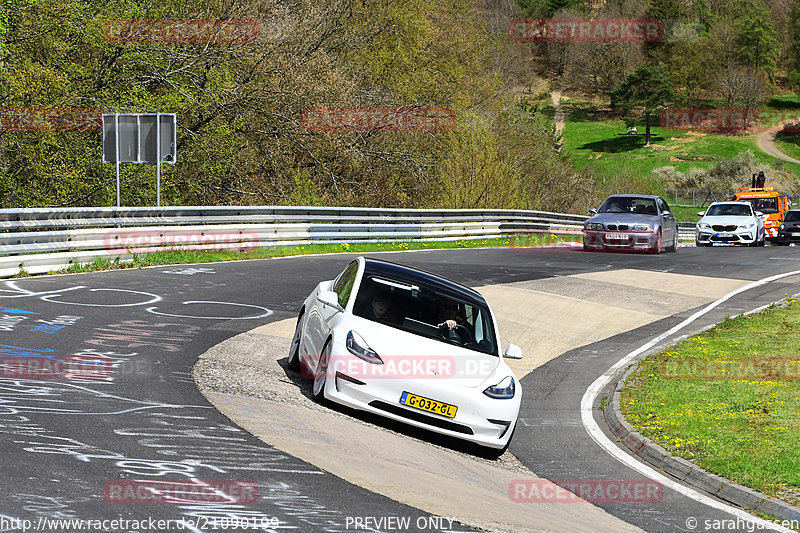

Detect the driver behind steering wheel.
[{"left": 436, "top": 298, "right": 472, "bottom": 343}]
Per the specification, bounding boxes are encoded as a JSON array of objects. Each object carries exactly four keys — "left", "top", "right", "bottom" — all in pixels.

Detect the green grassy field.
[
  {"left": 774, "top": 131, "right": 800, "bottom": 161},
  {"left": 622, "top": 299, "right": 800, "bottom": 507},
  {"left": 550, "top": 94, "right": 800, "bottom": 195},
  {"left": 562, "top": 107, "right": 783, "bottom": 177}
]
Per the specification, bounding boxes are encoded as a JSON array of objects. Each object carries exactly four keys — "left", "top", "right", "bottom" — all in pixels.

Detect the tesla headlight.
[
  {"left": 346, "top": 331, "right": 383, "bottom": 364},
  {"left": 739, "top": 223, "right": 755, "bottom": 229},
  {"left": 483, "top": 376, "right": 515, "bottom": 399},
  {"left": 698, "top": 222, "right": 711, "bottom": 230},
  {"left": 585, "top": 222, "right": 604, "bottom": 230},
  {"left": 632, "top": 224, "right": 650, "bottom": 231}
]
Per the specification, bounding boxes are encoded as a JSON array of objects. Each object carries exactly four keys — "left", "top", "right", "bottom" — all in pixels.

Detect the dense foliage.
[{"left": 0, "top": 0, "right": 594, "bottom": 210}]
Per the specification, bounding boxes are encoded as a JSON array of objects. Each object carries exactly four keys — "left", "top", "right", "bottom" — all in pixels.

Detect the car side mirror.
[
  {"left": 589, "top": 208, "right": 597, "bottom": 215},
  {"left": 503, "top": 343, "right": 523, "bottom": 360},
  {"left": 662, "top": 211, "right": 671, "bottom": 216},
  {"left": 697, "top": 211, "right": 705, "bottom": 216},
  {"left": 317, "top": 290, "right": 344, "bottom": 312},
  {"left": 755, "top": 211, "right": 764, "bottom": 217}
]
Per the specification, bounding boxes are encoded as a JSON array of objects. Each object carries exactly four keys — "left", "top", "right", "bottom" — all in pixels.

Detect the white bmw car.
[
  {"left": 695, "top": 201, "right": 765, "bottom": 247},
  {"left": 287, "top": 257, "right": 523, "bottom": 454}
]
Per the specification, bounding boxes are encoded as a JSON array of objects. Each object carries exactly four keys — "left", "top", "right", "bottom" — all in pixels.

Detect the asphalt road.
[{"left": 1, "top": 246, "right": 799, "bottom": 532}]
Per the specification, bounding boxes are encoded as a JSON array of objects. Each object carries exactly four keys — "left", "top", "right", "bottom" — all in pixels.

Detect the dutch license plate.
[
  {"left": 792, "top": 233, "right": 800, "bottom": 237},
  {"left": 716, "top": 232, "right": 734, "bottom": 238},
  {"left": 399, "top": 392, "right": 457, "bottom": 418},
  {"left": 606, "top": 233, "right": 628, "bottom": 240}
]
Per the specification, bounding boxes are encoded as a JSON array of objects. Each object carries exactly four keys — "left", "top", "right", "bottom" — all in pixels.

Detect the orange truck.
[{"left": 730, "top": 185, "right": 791, "bottom": 240}]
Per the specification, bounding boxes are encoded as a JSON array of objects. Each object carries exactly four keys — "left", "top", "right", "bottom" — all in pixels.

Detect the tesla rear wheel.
[
  {"left": 287, "top": 311, "right": 304, "bottom": 371},
  {"left": 312, "top": 339, "right": 331, "bottom": 403}
]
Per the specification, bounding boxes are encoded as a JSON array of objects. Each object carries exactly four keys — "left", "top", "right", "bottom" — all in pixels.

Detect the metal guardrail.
[
  {"left": 0, "top": 206, "right": 701, "bottom": 277},
  {"left": 0, "top": 206, "right": 595, "bottom": 277}
]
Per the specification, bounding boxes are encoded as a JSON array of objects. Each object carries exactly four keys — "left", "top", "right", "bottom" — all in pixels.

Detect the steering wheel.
[{"left": 439, "top": 324, "right": 473, "bottom": 344}]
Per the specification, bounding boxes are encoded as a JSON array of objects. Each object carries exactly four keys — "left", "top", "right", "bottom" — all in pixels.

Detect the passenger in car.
[{"left": 363, "top": 290, "right": 397, "bottom": 324}]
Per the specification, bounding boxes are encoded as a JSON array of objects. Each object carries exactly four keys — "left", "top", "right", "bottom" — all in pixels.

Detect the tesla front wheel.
[
  {"left": 312, "top": 339, "right": 332, "bottom": 403},
  {"left": 287, "top": 311, "right": 304, "bottom": 371}
]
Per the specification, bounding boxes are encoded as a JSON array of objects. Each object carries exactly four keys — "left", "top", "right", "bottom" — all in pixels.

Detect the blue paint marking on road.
[{"left": 1, "top": 309, "right": 39, "bottom": 315}]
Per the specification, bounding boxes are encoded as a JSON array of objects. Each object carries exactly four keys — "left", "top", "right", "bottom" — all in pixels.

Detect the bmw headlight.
[
  {"left": 698, "top": 222, "right": 711, "bottom": 230},
  {"left": 632, "top": 224, "right": 650, "bottom": 231},
  {"left": 483, "top": 376, "right": 515, "bottom": 399},
  {"left": 739, "top": 223, "right": 755, "bottom": 229},
  {"left": 346, "top": 331, "right": 383, "bottom": 364},
  {"left": 585, "top": 222, "right": 604, "bottom": 230}
]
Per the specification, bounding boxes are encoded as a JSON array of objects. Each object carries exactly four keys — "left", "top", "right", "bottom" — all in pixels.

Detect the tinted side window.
[
  {"left": 658, "top": 198, "right": 671, "bottom": 214},
  {"left": 332, "top": 262, "right": 359, "bottom": 308}
]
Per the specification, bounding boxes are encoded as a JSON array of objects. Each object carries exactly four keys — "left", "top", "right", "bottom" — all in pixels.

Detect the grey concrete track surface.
[{"left": 1, "top": 246, "right": 799, "bottom": 532}]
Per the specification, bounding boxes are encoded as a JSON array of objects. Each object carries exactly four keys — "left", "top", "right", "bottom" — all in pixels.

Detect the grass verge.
[
  {"left": 28, "top": 233, "right": 581, "bottom": 277},
  {"left": 621, "top": 298, "right": 800, "bottom": 508}
]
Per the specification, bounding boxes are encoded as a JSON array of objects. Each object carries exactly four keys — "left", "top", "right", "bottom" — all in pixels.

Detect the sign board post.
[{"left": 102, "top": 113, "right": 176, "bottom": 207}]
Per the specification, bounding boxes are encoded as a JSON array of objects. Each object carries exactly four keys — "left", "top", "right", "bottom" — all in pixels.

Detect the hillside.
[{"left": 0, "top": 0, "right": 798, "bottom": 211}]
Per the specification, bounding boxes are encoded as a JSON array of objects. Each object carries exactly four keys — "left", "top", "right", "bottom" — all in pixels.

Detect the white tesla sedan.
[
  {"left": 287, "top": 257, "right": 523, "bottom": 454},
  {"left": 695, "top": 201, "right": 765, "bottom": 247}
]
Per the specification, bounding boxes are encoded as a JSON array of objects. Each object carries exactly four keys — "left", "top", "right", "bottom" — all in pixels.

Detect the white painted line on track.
[{"left": 581, "top": 269, "right": 800, "bottom": 532}]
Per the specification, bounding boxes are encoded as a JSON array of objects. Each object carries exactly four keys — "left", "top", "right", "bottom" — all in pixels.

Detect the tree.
[
  {"left": 610, "top": 62, "right": 675, "bottom": 146},
  {"left": 788, "top": 0, "right": 800, "bottom": 90},
  {"left": 732, "top": 0, "right": 780, "bottom": 80}
]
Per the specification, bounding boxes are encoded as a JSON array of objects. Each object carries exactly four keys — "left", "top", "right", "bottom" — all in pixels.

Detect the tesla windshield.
[{"left": 354, "top": 275, "right": 498, "bottom": 355}]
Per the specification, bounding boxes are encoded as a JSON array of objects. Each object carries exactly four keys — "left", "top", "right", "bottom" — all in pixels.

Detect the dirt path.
[
  {"left": 551, "top": 89, "right": 566, "bottom": 134},
  {"left": 756, "top": 125, "right": 800, "bottom": 164}
]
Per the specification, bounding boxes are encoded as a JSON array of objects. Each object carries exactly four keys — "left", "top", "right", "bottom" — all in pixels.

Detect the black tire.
[
  {"left": 649, "top": 230, "right": 663, "bottom": 254},
  {"left": 287, "top": 310, "right": 304, "bottom": 372},
  {"left": 484, "top": 423, "right": 517, "bottom": 459},
  {"left": 312, "top": 339, "right": 332, "bottom": 403}
]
